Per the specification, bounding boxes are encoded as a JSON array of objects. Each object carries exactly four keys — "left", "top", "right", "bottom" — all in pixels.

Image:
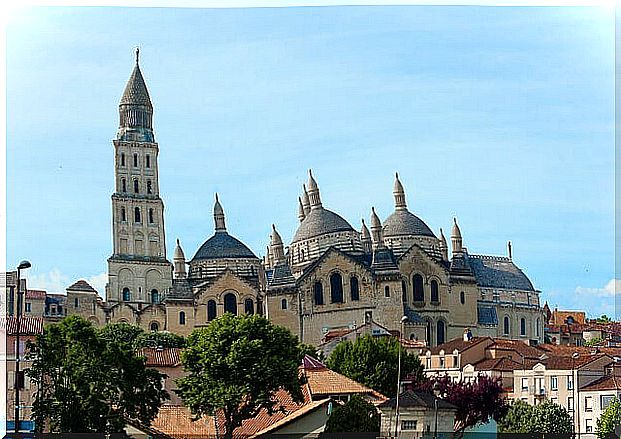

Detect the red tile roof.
[
  {"left": 149, "top": 405, "right": 216, "bottom": 438},
  {"left": 489, "top": 339, "right": 546, "bottom": 359},
  {"left": 0, "top": 316, "right": 44, "bottom": 335},
  {"left": 302, "top": 364, "right": 386, "bottom": 402},
  {"left": 581, "top": 375, "right": 621, "bottom": 391},
  {"left": 540, "top": 354, "right": 612, "bottom": 370},
  {"left": 138, "top": 347, "right": 181, "bottom": 367},
  {"left": 25, "top": 289, "right": 47, "bottom": 300},
  {"left": 539, "top": 344, "right": 621, "bottom": 357},
  {"left": 429, "top": 337, "right": 493, "bottom": 355},
  {"left": 473, "top": 357, "right": 524, "bottom": 372}
]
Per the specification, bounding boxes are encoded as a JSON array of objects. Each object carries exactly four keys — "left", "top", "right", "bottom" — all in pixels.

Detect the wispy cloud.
[
  {"left": 575, "top": 279, "right": 620, "bottom": 298},
  {"left": 27, "top": 268, "right": 107, "bottom": 297}
]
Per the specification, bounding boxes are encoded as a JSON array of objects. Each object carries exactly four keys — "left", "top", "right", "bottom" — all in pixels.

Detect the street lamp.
[
  {"left": 433, "top": 381, "right": 441, "bottom": 439},
  {"left": 15, "top": 259, "right": 32, "bottom": 433},
  {"left": 572, "top": 352, "right": 580, "bottom": 437},
  {"left": 394, "top": 315, "right": 408, "bottom": 438}
]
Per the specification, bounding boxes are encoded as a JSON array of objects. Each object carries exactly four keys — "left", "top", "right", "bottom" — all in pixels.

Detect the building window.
[
  {"left": 384, "top": 285, "right": 390, "bottom": 297},
  {"left": 350, "top": 276, "right": 360, "bottom": 301},
  {"left": 147, "top": 180, "right": 153, "bottom": 194},
  {"left": 426, "top": 320, "right": 432, "bottom": 346},
  {"left": 504, "top": 316, "right": 510, "bottom": 335},
  {"left": 568, "top": 396, "right": 574, "bottom": 411},
  {"left": 520, "top": 318, "right": 526, "bottom": 336},
  {"left": 150, "top": 322, "right": 159, "bottom": 331},
  {"left": 122, "top": 288, "right": 131, "bottom": 301},
  {"left": 314, "top": 281, "right": 324, "bottom": 305},
  {"left": 522, "top": 378, "right": 529, "bottom": 392},
  {"left": 585, "top": 396, "right": 593, "bottom": 412},
  {"left": 567, "top": 375, "right": 574, "bottom": 390},
  {"left": 146, "top": 154, "right": 151, "bottom": 168},
  {"left": 401, "top": 280, "right": 407, "bottom": 302},
  {"left": 121, "top": 207, "right": 126, "bottom": 222},
  {"left": 245, "top": 298, "right": 254, "bottom": 315},
  {"left": 179, "top": 311, "right": 186, "bottom": 325},
  {"left": 121, "top": 178, "right": 126, "bottom": 192},
  {"left": 602, "top": 395, "right": 615, "bottom": 409},
  {"left": 120, "top": 153, "right": 125, "bottom": 166},
  {"left": 74, "top": 297, "right": 79, "bottom": 308},
  {"left": 25, "top": 302, "right": 31, "bottom": 313},
  {"left": 460, "top": 291, "right": 465, "bottom": 305},
  {"left": 586, "top": 419, "right": 593, "bottom": 433},
  {"left": 134, "top": 179, "right": 139, "bottom": 194},
  {"left": 536, "top": 318, "right": 541, "bottom": 337},
  {"left": 281, "top": 298, "right": 287, "bottom": 310},
  {"left": 207, "top": 300, "right": 217, "bottom": 321},
  {"left": 436, "top": 320, "right": 445, "bottom": 345},
  {"left": 401, "top": 420, "right": 417, "bottom": 431},
  {"left": 330, "top": 272, "right": 344, "bottom": 303},
  {"left": 551, "top": 376, "right": 558, "bottom": 391},
  {"left": 430, "top": 280, "right": 439, "bottom": 303},
  {"left": 439, "top": 357, "right": 445, "bottom": 368},
  {"left": 133, "top": 153, "right": 138, "bottom": 167},
  {"left": 149, "top": 208, "right": 154, "bottom": 224},
  {"left": 135, "top": 207, "right": 141, "bottom": 223},
  {"left": 151, "top": 289, "right": 160, "bottom": 304},
  {"left": 224, "top": 293, "right": 237, "bottom": 315},
  {"left": 413, "top": 274, "right": 424, "bottom": 302}
]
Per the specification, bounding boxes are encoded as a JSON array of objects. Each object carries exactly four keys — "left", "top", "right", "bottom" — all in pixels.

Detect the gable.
[{"left": 195, "top": 268, "right": 259, "bottom": 304}]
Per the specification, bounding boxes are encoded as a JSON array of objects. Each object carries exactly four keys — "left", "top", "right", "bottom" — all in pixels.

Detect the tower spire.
[
  {"left": 117, "top": 49, "right": 154, "bottom": 142},
  {"left": 173, "top": 238, "right": 187, "bottom": 279},
  {"left": 214, "top": 193, "right": 226, "bottom": 232},
  {"left": 307, "top": 169, "right": 322, "bottom": 209},
  {"left": 298, "top": 197, "right": 306, "bottom": 222},
  {"left": 301, "top": 184, "right": 311, "bottom": 215},
  {"left": 451, "top": 218, "right": 463, "bottom": 255},
  {"left": 393, "top": 172, "right": 407, "bottom": 210},
  {"left": 370, "top": 207, "right": 384, "bottom": 249},
  {"left": 270, "top": 224, "right": 286, "bottom": 264},
  {"left": 135, "top": 46, "right": 140, "bottom": 64}
]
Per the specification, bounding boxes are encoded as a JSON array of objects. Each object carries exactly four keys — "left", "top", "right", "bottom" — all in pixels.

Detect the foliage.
[
  {"left": 175, "top": 314, "right": 304, "bottom": 439},
  {"left": 326, "top": 335, "right": 425, "bottom": 398},
  {"left": 585, "top": 337, "right": 606, "bottom": 347},
  {"left": 26, "top": 315, "right": 168, "bottom": 433},
  {"left": 98, "top": 322, "right": 185, "bottom": 349},
  {"left": 596, "top": 398, "right": 621, "bottom": 439},
  {"left": 324, "top": 395, "right": 380, "bottom": 433},
  {"left": 298, "top": 342, "right": 326, "bottom": 362},
  {"left": 136, "top": 330, "right": 186, "bottom": 348},
  {"left": 498, "top": 399, "right": 572, "bottom": 434},
  {"left": 596, "top": 315, "right": 612, "bottom": 324},
  {"left": 416, "top": 375, "right": 506, "bottom": 434}
]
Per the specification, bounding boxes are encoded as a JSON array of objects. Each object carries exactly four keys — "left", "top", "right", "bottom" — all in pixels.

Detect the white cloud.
[
  {"left": 575, "top": 279, "right": 620, "bottom": 298},
  {"left": 26, "top": 268, "right": 107, "bottom": 297},
  {"left": 86, "top": 272, "right": 108, "bottom": 297}
]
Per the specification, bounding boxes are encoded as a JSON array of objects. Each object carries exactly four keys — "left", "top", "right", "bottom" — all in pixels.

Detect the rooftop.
[{"left": 467, "top": 254, "right": 535, "bottom": 291}]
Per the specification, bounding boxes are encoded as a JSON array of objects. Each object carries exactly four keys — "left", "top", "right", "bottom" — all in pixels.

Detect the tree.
[
  {"left": 498, "top": 399, "right": 572, "bottom": 434},
  {"left": 416, "top": 375, "right": 505, "bottom": 436},
  {"left": 585, "top": 337, "right": 606, "bottom": 347},
  {"left": 597, "top": 315, "right": 612, "bottom": 324},
  {"left": 136, "top": 330, "right": 186, "bottom": 349},
  {"left": 175, "top": 314, "right": 305, "bottom": 439},
  {"left": 597, "top": 398, "right": 621, "bottom": 439},
  {"left": 98, "top": 322, "right": 185, "bottom": 349},
  {"left": 324, "top": 395, "right": 380, "bottom": 433},
  {"left": 298, "top": 342, "right": 325, "bottom": 362},
  {"left": 26, "top": 316, "right": 168, "bottom": 433},
  {"left": 326, "top": 335, "right": 425, "bottom": 397}
]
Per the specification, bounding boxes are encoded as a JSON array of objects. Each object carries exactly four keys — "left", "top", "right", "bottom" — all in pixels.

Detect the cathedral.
[{"left": 72, "top": 51, "right": 544, "bottom": 347}]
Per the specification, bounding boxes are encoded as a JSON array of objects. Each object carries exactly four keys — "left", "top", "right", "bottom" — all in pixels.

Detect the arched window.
[
  {"left": 120, "top": 153, "right": 125, "bottom": 166},
  {"left": 350, "top": 276, "right": 359, "bottom": 301},
  {"left": 520, "top": 317, "right": 526, "bottom": 336},
  {"left": 384, "top": 286, "right": 390, "bottom": 297},
  {"left": 134, "top": 179, "right": 139, "bottom": 194},
  {"left": 437, "top": 320, "right": 446, "bottom": 345},
  {"left": 147, "top": 180, "right": 153, "bottom": 194},
  {"left": 146, "top": 154, "right": 151, "bottom": 168},
  {"left": 149, "top": 209, "right": 154, "bottom": 224},
  {"left": 431, "top": 280, "right": 439, "bottom": 303},
  {"left": 281, "top": 298, "right": 287, "bottom": 310},
  {"left": 179, "top": 311, "right": 186, "bottom": 325},
  {"left": 330, "top": 273, "right": 344, "bottom": 303},
  {"left": 413, "top": 274, "right": 424, "bottom": 302},
  {"left": 121, "top": 207, "right": 126, "bottom": 222},
  {"left": 151, "top": 289, "right": 159, "bottom": 304},
  {"left": 402, "top": 280, "right": 407, "bottom": 302},
  {"left": 135, "top": 207, "right": 141, "bottom": 223},
  {"left": 133, "top": 153, "right": 138, "bottom": 167},
  {"left": 426, "top": 320, "right": 432, "bottom": 346},
  {"left": 536, "top": 318, "right": 541, "bottom": 337},
  {"left": 224, "top": 293, "right": 237, "bottom": 315},
  {"left": 121, "top": 178, "right": 126, "bottom": 193},
  {"left": 150, "top": 322, "right": 159, "bottom": 331},
  {"left": 503, "top": 316, "right": 510, "bottom": 335},
  {"left": 245, "top": 298, "right": 254, "bottom": 315},
  {"left": 122, "top": 288, "right": 130, "bottom": 301},
  {"left": 314, "top": 282, "right": 324, "bottom": 305},
  {"left": 460, "top": 291, "right": 465, "bottom": 305},
  {"left": 207, "top": 300, "right": 217, "bottom": 321}
]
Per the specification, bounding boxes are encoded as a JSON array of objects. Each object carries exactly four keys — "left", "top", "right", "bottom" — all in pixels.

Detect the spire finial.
[
  {"left": 215, "top": 193, "right": 219, "bottom": 202},
  {"left": 176, "top": 238, "right": 180, "bottom": 245},
  {"left": 135, "top": 47, "right": 140, "bottom": 64},
  {"left": 393, "top": 172, "right": 407, "bottom": 210}
]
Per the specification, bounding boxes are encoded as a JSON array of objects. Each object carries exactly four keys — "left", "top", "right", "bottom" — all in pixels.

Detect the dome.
[
  {"left": 291, "top": 208, "right": 355, "bottom": 243},
  {"left": 192, "top": 232, "right": 258, "bottom": 261},
  {"left": 383, "top": 210, "right": 436, "bottom": 238}
]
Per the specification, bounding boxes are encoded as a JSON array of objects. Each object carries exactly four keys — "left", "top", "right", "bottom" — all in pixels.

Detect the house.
[{"left": 138, "top": 347, "right": 184, "bottom": 406}]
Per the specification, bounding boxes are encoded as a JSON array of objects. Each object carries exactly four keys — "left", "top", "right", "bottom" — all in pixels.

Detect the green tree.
[
  {"left": 326, "top": 335, "right": 425, "bottom": 398},
  {"left": 498, "top": 400, "right": 572, "bottom": 434},
  {"left": 585, "top": 337, "right": 605, "bottom": 347},
  {"left": 136, "top": 330, "right": 186, "bottom": 348},
  {"left": 324, "top": 395, "right": 380, "bottom": 433},
  {"left": 596, "top": 398, "right": 621, "bottom": 439},
  {"left": 26, "top": 316, "right": 168, "bottom": 433},
  {"left": 498, "top": 399, "right": 533, "bottom": 433},
  {"left": 597, "top": 315, "right": 612, "bottom": 324},
  {"left": 175, "top": 314, "right": 305, "bottom": 439}
]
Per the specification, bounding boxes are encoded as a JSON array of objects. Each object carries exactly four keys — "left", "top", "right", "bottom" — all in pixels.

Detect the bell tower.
[{"left": 106, "top": 49, "right": 172, "bottom": 305}]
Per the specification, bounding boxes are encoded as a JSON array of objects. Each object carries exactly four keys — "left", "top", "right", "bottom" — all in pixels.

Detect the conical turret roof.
[{"left": 120, "top": 49, "right": 152, "bottom": 108}]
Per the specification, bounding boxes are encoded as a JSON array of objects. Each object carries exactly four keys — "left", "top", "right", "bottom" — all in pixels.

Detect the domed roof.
[
  {"left": 192, "top": 232, "right": 258, "bottom": 261},
  {"left": 292, "top": 208, "right": 355, "bottom": 243},
  {"left": 383, "top": 210, "right": 436, "bottom": 238}
]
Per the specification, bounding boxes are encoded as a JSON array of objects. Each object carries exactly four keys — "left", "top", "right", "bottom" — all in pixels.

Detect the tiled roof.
[
  {"left": 292, "top": 207, "right": 354, "bottom": 243},
  {"left": 382, "top": 210, "right": 436, "bottom": 238},
  {"left": 541, "top": 354, "right": 612, "bottom": 370},
  {"left": 581, "top": 375, "right": 621, "bottom": 391},
  {"left": 550, "top": 310, "right": 586, "bottom": 326},
  {"left": 267, "top": 262, "right": 296, "bottom": 288},
  {"left": 1, "top": 316, "right": 44, "bottom": 335},
  {"left": 138, "top": 347, "right": 181, "bottom": 367},
  {"left": 489, "top": 339, "right": 546, "bottom": 359},
  {"left": 429, "top": 336, "right": 493, "bottom": 355},
  {"left": 477, "top": 305, "right": 498, "bottom": 326},
  {"left": 192, "top": 231, "right": 258, "bottom": 261},
  {"left": 67, "top": 280, "right": 98, "bottom": 293},
  {"left": 26, "top": 289, "right": 47, "bottom": 300},
  {"left": 249, "top": 398, "right": 330, "bottom": 438},
  {"left": 467, "top": 254, "right": 535, "bottom": 291},
  {"left": 150, "top": 405, "right": 216, "bottom": 438},
  {"left": 538, "top": 344, "right": 621, "bottom": 357},
  {"left": 303, "top": 364, "right": 386, "bottom": 400},
  {"left": 371, "top": 247, "right": 399, "bottom": 272},
  {"left": 473, "top": 357, "right": 523, "bottom": 372},
  {"left": 379, "top": 390, "right": 456, "bottom": 410},
  {"left": 302, "top": 354, "right": 326, "bottom": 370}
]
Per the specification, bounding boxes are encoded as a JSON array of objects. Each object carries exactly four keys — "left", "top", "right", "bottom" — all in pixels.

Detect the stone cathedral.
[{"left": 72, "top": 52, "right": 545, "bottom": 347}]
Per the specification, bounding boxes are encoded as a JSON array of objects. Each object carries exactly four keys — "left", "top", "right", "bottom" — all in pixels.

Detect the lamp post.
[
  {"left": 433, "top": 382, "right": 441, "bottom": 439},
  {"left": 394, "top": 315, "right": 408, "bottom": 438},
  {"left": 572, "top": 352, "right": 580, "bottom": 437},
  {"left": 14, "top": 260, "right": 32, "bottom": 433}
]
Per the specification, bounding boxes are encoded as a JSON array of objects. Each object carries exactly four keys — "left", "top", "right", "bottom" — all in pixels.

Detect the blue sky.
[{"left": 6, "top": 5, "right": 615, "bottom": 317}]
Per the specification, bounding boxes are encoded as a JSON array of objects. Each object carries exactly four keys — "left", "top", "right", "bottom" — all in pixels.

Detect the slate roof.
[
  {"left": 477, "top": 305, "right": 498, "bottom": 326},
  {"left": 67, "top": 279, "right": 98, "bottom": 293},
  {"left": 267, "top": 262, "right": 296, "bottom": 288},
  {"left": 379, "top": 390, "right": 456, "bottom": 410},
  {"left": 581, "top": 375, "right": 621, "bottom": 391},
  {"left": 192, "top": 231, "right": 258, "bottom": 261},
  {"left": 120, "top": 62, "right": 152, "bottom": 108},
  {"left": 383, "top": 210, "right": 436, "bottom": 238},
  {"left": 467, "top": 254, "right": 535, "bottom": 291},
  {"left": 292, "top": 207, "right": 355, "bottom": 242},
  {"left": 371, "top": 247, "right": 399, "bottom": 272}
]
